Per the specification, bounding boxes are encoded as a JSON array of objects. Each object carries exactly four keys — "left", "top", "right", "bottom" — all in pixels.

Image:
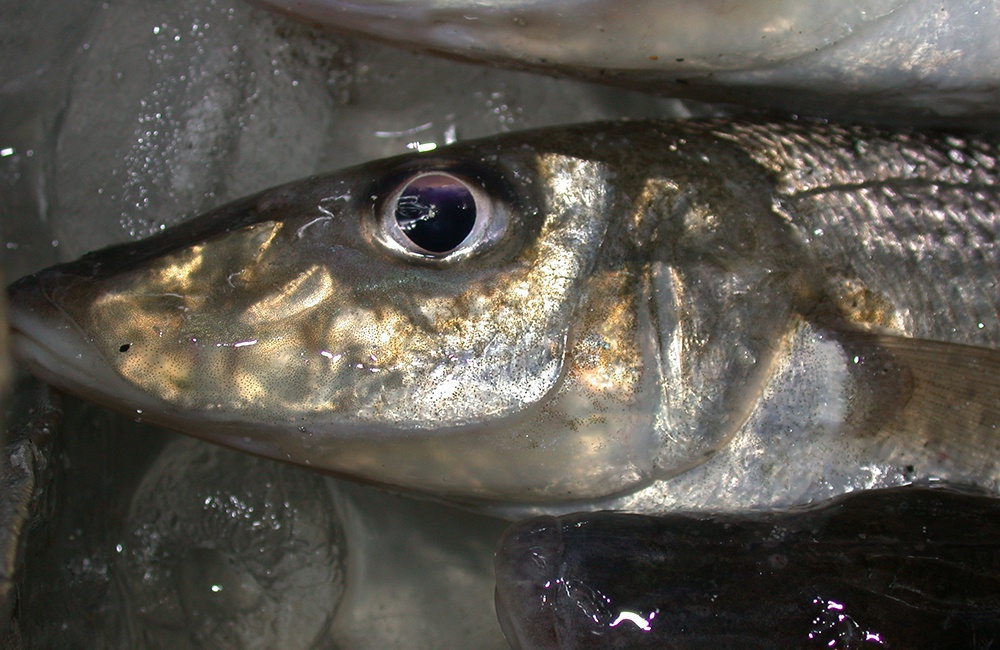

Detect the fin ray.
[{"left": 839, "top": 330, "right": 1000, "bottom": 473}]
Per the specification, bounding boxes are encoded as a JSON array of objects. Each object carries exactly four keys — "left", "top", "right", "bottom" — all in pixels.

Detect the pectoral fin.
[{"left": 839, "top": 330, "right": 1000, "bottom": 474}]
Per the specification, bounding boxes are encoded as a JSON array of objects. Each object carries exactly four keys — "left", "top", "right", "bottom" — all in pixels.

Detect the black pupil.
[{"left": 394, "top": 174, "right": 476, "bottom": 254}]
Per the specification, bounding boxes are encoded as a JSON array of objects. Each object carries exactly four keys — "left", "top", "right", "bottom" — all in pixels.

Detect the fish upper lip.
[
  {"left": 8, "top": 296, "right": 83, "bottom": 384},
  {"left": 7, "top": 275, "right": 174, "bottom": 426},
  {"left": 6, "top": 272, "right": 107, "bottom": 397}
]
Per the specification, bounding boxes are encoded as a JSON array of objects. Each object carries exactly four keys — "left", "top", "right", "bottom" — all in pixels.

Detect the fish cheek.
[
  {"left": 55, "top": 223, "right": 283, "bottom": 408},
  {"left": 486, "top": 267, "right": 660, "bottom": 498},
  {"left": 298, "top": 269, "right": 659, "bottom": 503},
  {"left": 104, "top": 297, "right": 196, "bottom": 403},
  {"left": 71, "top": 278, "right": 209, "bottom": 408}
]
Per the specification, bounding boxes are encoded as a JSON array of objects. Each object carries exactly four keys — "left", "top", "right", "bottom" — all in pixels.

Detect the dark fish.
[{"left": 495, "top": 486, "right": 1000, "bottom": 649}]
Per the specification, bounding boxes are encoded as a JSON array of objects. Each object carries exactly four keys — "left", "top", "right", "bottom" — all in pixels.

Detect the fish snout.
[{"left": 7, "top": 269, "right": 104, "bottom": 395}]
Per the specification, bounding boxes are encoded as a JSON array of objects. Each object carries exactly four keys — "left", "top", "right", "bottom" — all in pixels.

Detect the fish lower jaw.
[
  {"left": 12, "top": 327, "right": 105, "bottom": 405},
  {"left": 8, "top": 315, "right": 159, "bottom": 424}
]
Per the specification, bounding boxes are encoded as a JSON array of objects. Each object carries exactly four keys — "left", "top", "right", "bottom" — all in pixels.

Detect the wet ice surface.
[
  {"left": 0, "top": 0, "right": 716, "bottom": 647},
  {"left": 15, "top": 397, "right": 509, "bottom": 649},
  {"left": 0, "top": 0, "right": 710, "bottom": 278},
  {"left": 117, "top": 439, "right": 347, "bottom": 649}
]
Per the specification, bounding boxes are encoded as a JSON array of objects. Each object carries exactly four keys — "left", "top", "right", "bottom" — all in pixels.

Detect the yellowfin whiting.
[{"left": 7, "top": 120, "right": 1000, "bottom": 512}]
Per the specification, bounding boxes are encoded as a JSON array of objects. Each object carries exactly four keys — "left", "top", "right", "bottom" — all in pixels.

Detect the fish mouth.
[
  {"left": 7, "top": 272, "right": 134, "bottom": 409},
  {"left": 10, "top": 273, "right": 85, "bottom": 378},
  {"left": 7, "top": 271, "right": 302, "bottom": 474}
]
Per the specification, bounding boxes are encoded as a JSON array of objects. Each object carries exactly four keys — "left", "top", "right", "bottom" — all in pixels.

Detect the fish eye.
[
  {"left": 376, "top": 169, "right": 504, "bottom": 262},
  {"left": 395, "top": 173, "right": 475, "bottom": 253}
]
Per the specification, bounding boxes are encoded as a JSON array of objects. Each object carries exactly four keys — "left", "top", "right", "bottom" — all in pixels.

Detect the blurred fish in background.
[{"left": 259, "top": 0, "right": 1000, "bottom": 128}]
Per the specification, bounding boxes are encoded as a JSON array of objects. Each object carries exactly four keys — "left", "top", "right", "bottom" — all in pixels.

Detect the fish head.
[{"left": 9, "top": 129, "right": 661, "bottom": 504}]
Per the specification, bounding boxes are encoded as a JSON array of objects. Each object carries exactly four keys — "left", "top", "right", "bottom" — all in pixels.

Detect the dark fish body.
[
  {"left": 7, "top": 120, "right": 1000, "bottom": 511},
  {"left": 495, "top": 486, "right": 1000, "bottom": 649}
]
